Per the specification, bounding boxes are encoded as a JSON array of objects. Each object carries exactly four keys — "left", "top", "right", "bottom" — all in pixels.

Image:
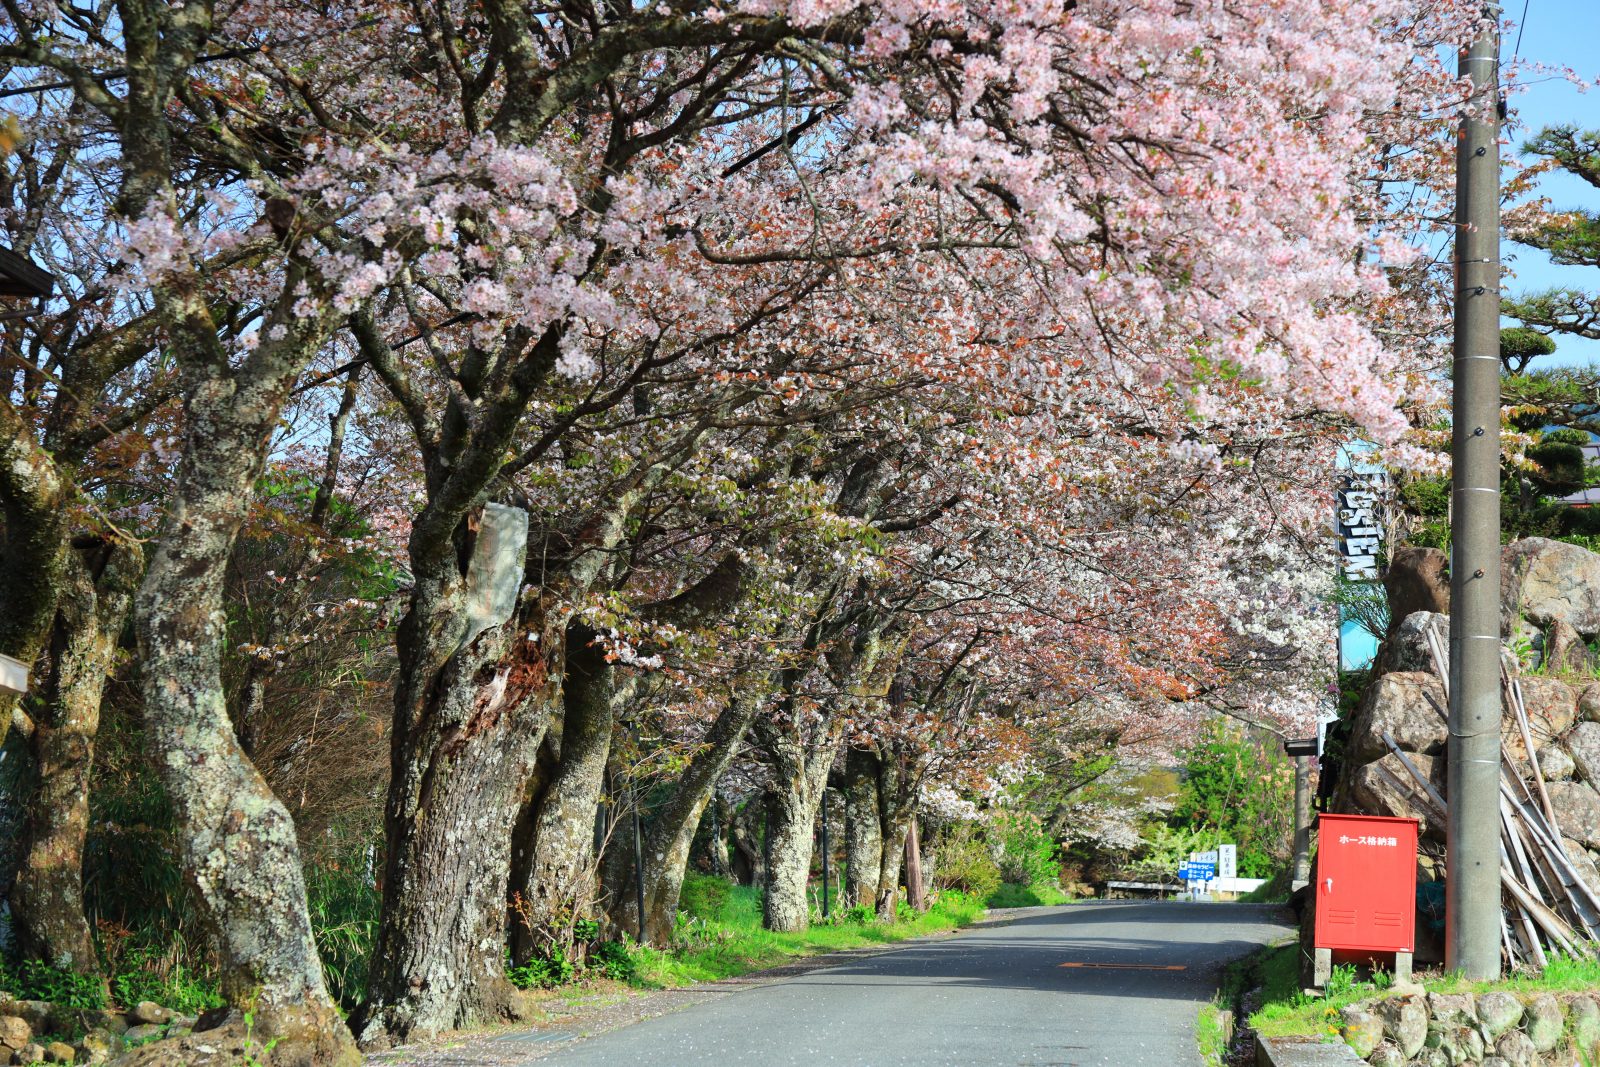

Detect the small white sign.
[
  {"left": 1218, "top": 844, "right": 1238, "bottom": 880},
  {"left": 0, "top": 653, "right": 28, "bottom": 696}
]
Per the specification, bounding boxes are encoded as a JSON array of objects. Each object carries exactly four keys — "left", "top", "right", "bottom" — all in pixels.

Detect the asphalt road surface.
[{"left": 527, "top": 900, "right": 1292, "bottom": 1067}]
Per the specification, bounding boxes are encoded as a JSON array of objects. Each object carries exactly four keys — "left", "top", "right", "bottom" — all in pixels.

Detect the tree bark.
[
  {"left": 0, "top": 402, "right": 68, "bottom": 751},
  {"left": 755, "top": 715, "right": 840, "bottom": 933},
  {"left": 134, "top": 351, "right": 358, "bottom": 1066},
  {"left": 843, "top": 746, "right": 883, "bottom": 909},
  {"left": 728, "top": 800, "right": 765, "bottom": 887},
  {"left": 356, "top": 509, "right": 553, "bottom": 1048},
  {"left": 605, "top": 691, "right": 760, "bottom": 944},
  {"left": 11, "top": 537, "right": 140, "bottom": 972},
  {"left": 904, "top": 815, "right": 926, "bottom": 913},
  {"left": 874, "top": 814, "right": 912, "bottom": 921},
  {"left": 508, "top": 633, "right": 614, "bottom": 965},
  {"left": 705, "top": 795, "right": 734, "bottom": 882},
  {"left": 873, "top": 752, "right": 912, "bottom": 921}
]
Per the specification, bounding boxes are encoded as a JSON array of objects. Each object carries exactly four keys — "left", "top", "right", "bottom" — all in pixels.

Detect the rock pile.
[
  {"left": 1340, "top": 988, "right": 1600, "bottom": 1066},
  {"left": 0, "top": 996, "right": 192, "bottom": 1066},
  {"left": 1338, "top": 538, "right": 1600, "bottom": 897}
]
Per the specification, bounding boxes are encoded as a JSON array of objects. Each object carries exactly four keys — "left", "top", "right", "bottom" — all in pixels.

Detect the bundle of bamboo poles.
[{"left": 1369, "top": 618, "right": 1599, "bottom": 969}]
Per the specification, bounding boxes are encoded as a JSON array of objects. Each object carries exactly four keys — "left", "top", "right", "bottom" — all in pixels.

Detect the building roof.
[
  {"left": 0, "top": 246, "right": 54, "bottom": 299},
  {"left": 1560, "top": 486, "right": 1600, "bottom": 508}
]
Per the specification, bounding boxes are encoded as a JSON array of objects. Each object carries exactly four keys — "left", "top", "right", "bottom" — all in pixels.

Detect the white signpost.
[
  {"left": 0, "top": 652, "right": 27, "bottom": 696},
  {"left": 1178, "top": 844, "right": 1264, "bottom": 899}
]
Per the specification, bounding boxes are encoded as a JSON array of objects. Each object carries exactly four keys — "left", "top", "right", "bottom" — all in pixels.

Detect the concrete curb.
[{"left": 1255, "top": 1035, "right": 1366, "bottom": 1067}]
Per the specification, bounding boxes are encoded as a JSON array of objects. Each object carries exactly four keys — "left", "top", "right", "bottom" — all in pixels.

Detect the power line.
[{"left": 1513, "top": 0, "right": 1532, "bottom": 60}]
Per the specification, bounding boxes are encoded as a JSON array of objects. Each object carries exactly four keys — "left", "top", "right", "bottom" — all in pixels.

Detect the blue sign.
[{"left": 1182, "top": 862, "right": 1215, "bottom": 881}]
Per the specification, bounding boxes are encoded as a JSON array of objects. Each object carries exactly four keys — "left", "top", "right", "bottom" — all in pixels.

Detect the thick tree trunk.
[
  {"left": 762, "top": 784, "right": 818, "bottom": 933},
  {"left": 356, "top": 508, "right": 551, "bottom": 1048},
  {"left": 873, "top": 752, "right": 912, "bottom": 920},
  {"left": 904, "top": 816, "right": 926, "bottom": 912},
  {"left": 11, "top": 538, "right": 140, "bottom": 971},
  {"left": 843, "top": 747, "right": 883, "bottom": 909},
  {"left": 706, "top": 795, "right": 734, "bottom": 882},
  {"left": 756, "top": 713, "right": 840, "bottom": 933},
  {"left": 875, "top": 814, "right": 912, "bottom": 921},
  {"left": 508, "top": 633, "right": 614, "bottom": 964},
  {"left": 0, "top": 404, "right": 68, "bottom": 751},
  {"left": 135, "top": 375, "right": 358, "bottom": 1066},
  {"left": 728, "top": 800, "right": 765, "bottom": 887},
  {"left": 606, "top": 692, "right": 760, "bottom": 944}
]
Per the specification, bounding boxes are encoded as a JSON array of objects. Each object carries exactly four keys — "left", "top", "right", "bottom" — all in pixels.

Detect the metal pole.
[
  {"left": 1291, "top": 755, "right": 1313, "bottom": 891},
  {"left": 1447, "top": 5, "right": 1503, "bottom": 981},
  {"left": 820, "top": 789, "right": 830, "bottom": 920},
  {"left": 632, "top": 790, "right": 646, "bottom": 944}
]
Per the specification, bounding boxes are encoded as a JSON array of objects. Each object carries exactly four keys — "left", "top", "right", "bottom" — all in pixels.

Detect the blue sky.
[{"left": 1502, "top": 0, "right": 1600, "bottom": 368}]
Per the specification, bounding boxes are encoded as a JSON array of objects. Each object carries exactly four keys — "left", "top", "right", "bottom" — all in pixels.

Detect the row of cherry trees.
[{"left": 1, "top": 0, "right": 1479, "bottom": 1061}]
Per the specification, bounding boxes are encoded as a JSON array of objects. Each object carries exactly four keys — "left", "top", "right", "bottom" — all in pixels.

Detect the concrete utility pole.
[
  {"left": 1284, "top": 738, "right": 1317, "bottom": 891},
  {"left": 1446, "top": 6, "right": 1503, "bottom": 981}
]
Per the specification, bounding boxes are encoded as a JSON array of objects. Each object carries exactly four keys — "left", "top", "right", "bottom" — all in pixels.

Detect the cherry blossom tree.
[{"left": 1, "top": 0, "right": 1488, "bottom": 1060}]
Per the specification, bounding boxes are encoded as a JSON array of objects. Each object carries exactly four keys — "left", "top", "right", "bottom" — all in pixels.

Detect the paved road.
[{"left": 525, "top": 901, "right": 1292, "bottom": 1067}]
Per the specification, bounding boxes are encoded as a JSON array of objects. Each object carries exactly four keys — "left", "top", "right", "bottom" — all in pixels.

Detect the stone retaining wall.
[
  {"left": 1338, "top": 989, "right": 1600, "bottom": 1066},
  {"left": 0, "top": 994, "right": 192, "bottom": 1065}
]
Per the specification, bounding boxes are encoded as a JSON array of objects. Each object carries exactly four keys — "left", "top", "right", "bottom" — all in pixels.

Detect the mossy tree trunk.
[
  {"left": 844, "top": 745, "right": 884, "bottom": 909},
  {"left": 11, "top": 538, "right": 141, "bottom": 971},
  {"left": 507, "top": 633, "right": 614, "bottom": 966},
  {"left": 354, "top": 504, "right": 560, "bottom": 1047},
  {"left": 604, "top": 690, "right": 762, "bottom": 944},
  {"left": 134, "top": 332, "right": 358, "bottom": 1065}
]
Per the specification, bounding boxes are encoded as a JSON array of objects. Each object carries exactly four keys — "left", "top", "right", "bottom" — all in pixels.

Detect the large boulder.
[
  {"left": 1427, "top": 992, "right": 1477, "bottom": 1027},
  {"left": 1524, "top": 993, "right": 1565, "bottom": 1053},
  {"left": 1376, "top": 611, "right": 1449, "bottom": 675},
  {"left": 1476, "top": 991, "right": 1524, "bottom": 1038},
  {"left": 1339, "top": 1007, "right": 1384, "bottom": 1059},
  {"left": 1349, "top": 672, "right": 1447, "bottom": 765},
  {"left": 1494, "top": 1029, "right": 1537, "bottom": 1067},
  {"left": 1386, "top": 546, "right": 1451, "bottom": 623},
  {"left": 1547, "top": 618, "right": 1596, "bottom": 674},
  {"left": 1568, "top": 721, "right": 1600, "bottom": 785},
  {"left": 1347, "top": 751, "right": 1442, "bottom": 839},
  {"left": 1503, "top": 676, "right": 1579, "bottom": 766},
  {"left": 128, "top": 1004, "right": 172, "bottom": 1027},
  {"left": 1538, "top": 744, "right": 1575, "bottom": 781},
  {"left": 1563, "top": 839, "right": 1600, "bottom": 900},
  {"left": 1546, "top": 781, "right": 1600, "bottom": 849},
  {"left": 1572, "top": 995, "right": 1600, "bottom": 1053},
  {"left": 1503, "top": 537, "right": 1600, "bottom": 639},
  {"left": 0, "top": 1015, "right": 33, "bottom": 1052},
  {"left": 1378, "top": 996, "right": 1429, "bottom": 1059}
]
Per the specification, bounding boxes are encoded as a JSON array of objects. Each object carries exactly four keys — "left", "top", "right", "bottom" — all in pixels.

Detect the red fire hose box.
[{"left": 1312, "top": 813, "right": 1419, "bottom": 984}]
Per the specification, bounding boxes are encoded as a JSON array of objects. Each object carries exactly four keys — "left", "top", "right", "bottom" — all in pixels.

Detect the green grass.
[
  {"left": 1198, "top": 937, "right": 1294, "bottom": 1063},
  {"left": 1239, "top": 868, "right": 1291, "bottom": 904},
  {"left": 627, "top": 884, "right": 986, "bottom": 988},
  {"left": 1419, "top": 953, "right": 1600, "bottom": 996},
  {"left": 1246, "top": 945, "right": 1600, "bottom": 1041},
  {"left": 986, "top": 882, "right": 1071, "bottom": 908},
  {"left": 1246, "top": 944, "right": 1356, "bottom": 1041},
  {"left": 1195, "top": 999, "right": 1228, "bottom": 1066}
]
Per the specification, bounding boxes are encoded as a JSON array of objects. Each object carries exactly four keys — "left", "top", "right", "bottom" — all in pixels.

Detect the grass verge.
[
  {"left": 1198, "top": 938, "right": 1295, "bottom": 1065},
  {"left": 1247, "top": 946, "right": 1600, "bottom": 1041},
  {"left": 986, "top": 881, "right": 1072, "bottom": 908},
  {"left": 1239, "top": 869, "right": 1291, "bottom": 904},
  {"left": 627, "top": 883, "right": 986, "bottom": 988}
]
